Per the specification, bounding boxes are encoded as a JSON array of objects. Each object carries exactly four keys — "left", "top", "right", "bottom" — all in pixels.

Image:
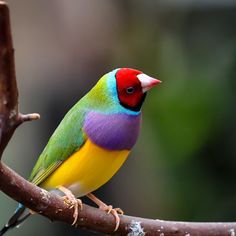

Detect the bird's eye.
[{"left": 126, "top": 87, "right": 135, "bottom": 94}]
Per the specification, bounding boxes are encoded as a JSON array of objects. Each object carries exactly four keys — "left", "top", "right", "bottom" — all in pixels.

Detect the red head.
[{"left": 115, "top": 68, "right": 161, "bottom": 111}]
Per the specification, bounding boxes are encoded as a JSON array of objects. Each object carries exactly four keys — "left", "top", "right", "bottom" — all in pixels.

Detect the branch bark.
[
  {"left": 0, "top": 1, "right": 236, "bottom": 236},
  {"left": 0, "top": 1, "right": 39, "bottom": 158},
  {"left": 1, "top": 162, "right": 236, "bottom": 236}
]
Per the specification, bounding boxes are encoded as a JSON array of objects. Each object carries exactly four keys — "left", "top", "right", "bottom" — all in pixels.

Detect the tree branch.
[
  {"left": 1, "top": 162, "right": 236, "bottom": 236},
  {"left": 0, "top": 1, "right": 236, "bottom": 235},
  {"left": 0, "top": 1, "right": 39, "bottom": 158}
]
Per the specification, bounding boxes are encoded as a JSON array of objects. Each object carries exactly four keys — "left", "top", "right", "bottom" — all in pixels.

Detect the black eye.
[{"left": 126, "top": 87, "right": 135, "bottom": 94}]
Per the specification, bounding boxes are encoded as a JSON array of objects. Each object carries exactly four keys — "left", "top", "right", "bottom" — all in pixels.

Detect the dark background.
[{"left": 1, "top": 1, "right": 236, "bottom": 235}]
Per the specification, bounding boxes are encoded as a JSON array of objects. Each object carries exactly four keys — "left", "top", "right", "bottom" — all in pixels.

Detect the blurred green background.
[{"left": 1, "top": 0, "right": 236, "bottom": 235}]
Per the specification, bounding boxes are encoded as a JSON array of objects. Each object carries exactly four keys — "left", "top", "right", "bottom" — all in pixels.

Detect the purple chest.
[{"left": 84, "top": 111, "right": 141, "bottom": 150}]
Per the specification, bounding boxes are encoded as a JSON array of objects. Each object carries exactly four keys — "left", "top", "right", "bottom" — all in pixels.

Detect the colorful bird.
[{"left": 0, "top": 68, "right": 160, "bottom": 235}]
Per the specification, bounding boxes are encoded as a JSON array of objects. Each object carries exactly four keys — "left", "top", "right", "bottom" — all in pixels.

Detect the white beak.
[{"left": 137, "top": 73, "right": 161, "bottom": 93}]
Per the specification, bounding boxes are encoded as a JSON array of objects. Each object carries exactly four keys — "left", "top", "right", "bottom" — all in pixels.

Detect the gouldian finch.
[{"left": 0, "top": 68, "right": 160, "bottom": 235}]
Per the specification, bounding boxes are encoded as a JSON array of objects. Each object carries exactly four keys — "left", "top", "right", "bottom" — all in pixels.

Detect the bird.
[{"left": 0, "top": 68, "right": 160, "bottom": 235}]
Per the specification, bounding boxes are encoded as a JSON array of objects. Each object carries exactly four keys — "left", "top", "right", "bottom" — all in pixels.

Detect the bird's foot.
[
  {"left": 86, "top": 193, "right": 123, "bottom": 231},
  {"left": 99, "top": 204, "right": 123, "bottom": 231},
  {"left": 58, "top": 186, "right": 82, "bottom": 225}
]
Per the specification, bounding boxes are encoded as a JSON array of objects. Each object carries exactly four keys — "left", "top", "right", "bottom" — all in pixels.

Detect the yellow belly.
[{"left": 40, "top": 139, "right": 130, "bottom": 197}]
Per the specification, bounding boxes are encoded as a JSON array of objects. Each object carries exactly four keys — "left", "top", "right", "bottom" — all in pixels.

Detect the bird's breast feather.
[{"left": 84, "top": 111, "right": 141, "bottom": 150}]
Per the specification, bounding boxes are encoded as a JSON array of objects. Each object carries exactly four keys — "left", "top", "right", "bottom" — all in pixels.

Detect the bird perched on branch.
[{"left": 0, "top": 68, "right": 160, "bottom": 235}]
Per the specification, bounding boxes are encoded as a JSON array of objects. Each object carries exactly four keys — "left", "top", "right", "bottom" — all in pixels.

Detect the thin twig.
[{"left": 18, "top": 113, "right": 40, "bottom": 123}]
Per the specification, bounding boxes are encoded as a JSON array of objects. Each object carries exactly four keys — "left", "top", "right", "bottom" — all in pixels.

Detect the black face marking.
[{"left": 119, "top": 92, "right": 147, "bottom": 112}]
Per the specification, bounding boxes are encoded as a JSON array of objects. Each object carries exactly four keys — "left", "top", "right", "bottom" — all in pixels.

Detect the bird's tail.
[{"left": 0, "top": 204, "right": 30, "bottom": 236}]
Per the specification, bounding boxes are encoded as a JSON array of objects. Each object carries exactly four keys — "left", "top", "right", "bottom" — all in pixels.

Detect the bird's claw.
[
  {"left": 59, "top": 186, "right": 82, "bottom": 225},
  {"left": 99, "top": 204, "right": 123, "bottom": 231},
  {"left": 62, "top": 196, "right": 82, "bottom": 225},
  {"left": 114, "top": 207, "right": 124, "bottom": 215},
  {"left": 86, "top": 193, "right": 123, "bottom": 231}
]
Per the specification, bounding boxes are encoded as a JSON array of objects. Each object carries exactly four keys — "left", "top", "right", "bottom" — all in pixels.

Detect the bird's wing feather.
[
  {"left": 29, "top": 103, "right": 87, "bottom": 185},
  {"left": 30, "top": 161, "right": 62, "bottom": 186}
]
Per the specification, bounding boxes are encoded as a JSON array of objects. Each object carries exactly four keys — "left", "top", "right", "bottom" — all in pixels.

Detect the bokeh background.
[{"left": 1, "top": 0, "right": 236, "bottom": 235}]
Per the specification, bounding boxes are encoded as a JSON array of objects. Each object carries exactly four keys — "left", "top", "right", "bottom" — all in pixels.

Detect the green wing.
[{"left": 29, "top": 102, "right": 87, "bottom": 185}]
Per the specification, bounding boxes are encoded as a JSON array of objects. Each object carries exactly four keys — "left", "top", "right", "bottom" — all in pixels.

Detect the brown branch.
[
  {"left": 1, "top": 162, "right": 236, "bottom": 236},
  {"left": 0, "top": 1, "right": 39, "bottom": 158},
  {"left": 0, "top": 1, "right": 18, "bottom": 158},
  {"left": 0, "top": 1, "right": 236, "bottom": 235}
]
